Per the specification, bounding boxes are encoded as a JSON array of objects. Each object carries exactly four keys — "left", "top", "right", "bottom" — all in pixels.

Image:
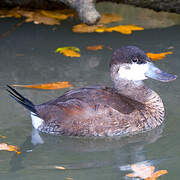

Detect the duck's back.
[{"left": 35, "top": 86, "right": 151, "bottom": 136}]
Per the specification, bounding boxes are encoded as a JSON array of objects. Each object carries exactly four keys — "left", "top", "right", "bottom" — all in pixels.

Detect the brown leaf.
[
  {"left": 146, "top": 52, "right": 173, "bottom": 60},
  {"left": 86, "top": 45, "right": 103, "bottom": 51},
  {"left": 12, "top": 81, "right": 72, "bottom": 90},
  {"left": 99, "top": 13, "right": 123, "bottom": 24},
  {"left": 0, "top": 8, "right": 76, "bottom": 25},
  {"left": 72, "top": 23, "right": 104, "bottom": 33},
  {"left": 0, "top": 143, "right": 21, "bottom": 154}
]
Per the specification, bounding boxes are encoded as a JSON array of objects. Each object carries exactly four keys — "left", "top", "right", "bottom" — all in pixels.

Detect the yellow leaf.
[
  {"left": 146, "top": 52, "right": 173, "bottom": 60},
  {"left": 55, "top": 47, "right": 80, "bottom": 57},
  {"left": 96, "top": 25, "right": 144, "bottom": 34},
  {"left": 0, "top": 143, "right": 21, "bottom": 154},
  {"left": 86, "top": 45, "right": 103, "bottom": 51},
  {"left": 55, "top": 166, "right": 66, "bottom": 170},
  {"left": 99, "top": 13, "right": 123, "bottom": 24},
  {"left": 65, "top": 178, "right": 73, "bottom": 180},
  {"left": 12, "top": 81, "right": 72, "bottom": 90}
]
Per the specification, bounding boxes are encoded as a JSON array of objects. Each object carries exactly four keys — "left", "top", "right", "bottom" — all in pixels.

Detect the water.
[{"left": 0, "top": 2, "right": 180, "bottom": 180}]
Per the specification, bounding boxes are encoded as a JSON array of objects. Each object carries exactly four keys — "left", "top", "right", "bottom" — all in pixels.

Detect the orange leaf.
[
  {"left": 40, "top": 10, "right": 74, "bottom": 20},
  {"left": 152, "top": 170, "right": 168, "bottom": 178},
  {"left": 0, "top": 143, "right": 21, "bottom": 154},
  {"left": 73, "top": 23, "right": 144, "bottom": 35},
  {"left": 0, "top": 135, "right": 6, "bottom": 138},
  {"left": 55, "top": 166, "right": 66, "bottom": 170},
  {"left": 86, "top": 45, "right": 103, "bottom": 51},
  {"left": 72, "top": 23, "right": 104, "bottom": 33},
  {"left": 96, "top": 25, "right": 144, "bottom": 34},
  {"left": 146, "top": 52, "right": 173, "bottom": 60},
  {"left": 12, "top": 81, "right": 72, "bottom": 90},
  {"left": 126, "top": 163, "right": 168, "bottom": 180}
]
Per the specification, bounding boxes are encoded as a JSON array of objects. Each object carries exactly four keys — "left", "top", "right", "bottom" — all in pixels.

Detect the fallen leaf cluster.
[
  {"left": 0, "top": 8, "right": 76, "bottom": 25},
  {"left": 72, "top": 13, "right": 143, "bottom": 35}
]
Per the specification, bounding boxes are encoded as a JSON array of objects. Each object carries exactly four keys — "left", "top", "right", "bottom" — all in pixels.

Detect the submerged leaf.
[
  {"left": 55, "top": 47, "right": 80, "bottom": 57},
  {"left": 86, "top": 45, "right": 103, "bottom": 51},
  {"left": 0, "top": 143, "right": 21, "bottom": 154},
  {"left": 146, "top": 52, "right": 173, "bottom": 60},
  {"left": 0, "top": 135, "right": 6, "bottom": 138},
  {"left": 12, "top": 81, "right": 72, "bottom": 90}
]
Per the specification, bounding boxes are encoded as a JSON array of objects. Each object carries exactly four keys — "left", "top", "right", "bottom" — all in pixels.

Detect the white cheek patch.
[
  {"left": 31, "top": 112, "right": 44, "bottom": 129},
  {"left": 118, "top": 63, "right": 149, "bottom": 81}
]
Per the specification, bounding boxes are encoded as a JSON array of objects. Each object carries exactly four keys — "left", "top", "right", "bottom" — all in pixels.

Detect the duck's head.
[{"left": 110, "top": 46, "right": 177, "bottom": 85}]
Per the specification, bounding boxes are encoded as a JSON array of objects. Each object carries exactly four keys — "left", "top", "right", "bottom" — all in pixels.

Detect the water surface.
[{"left": 0, "top": 3, "right": 180, "bottom": 180}]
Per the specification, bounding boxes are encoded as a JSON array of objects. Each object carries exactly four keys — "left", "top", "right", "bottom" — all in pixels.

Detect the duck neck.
[
  {"left": 113, "top": 79, "right": 152, "bottom": 103},
  {"left": 110, "top": 65, "right": 152, "bottom": 103}
]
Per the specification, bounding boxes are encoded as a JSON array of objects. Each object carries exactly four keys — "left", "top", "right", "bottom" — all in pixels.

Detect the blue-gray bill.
[{"left": 145, "top": 62, "right": 177, "bottom": 82}]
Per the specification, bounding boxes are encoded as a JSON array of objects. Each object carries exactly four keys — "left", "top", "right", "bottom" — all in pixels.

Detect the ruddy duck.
[{"left": 7, "top": 46, "right": 177, "bottom": 136}]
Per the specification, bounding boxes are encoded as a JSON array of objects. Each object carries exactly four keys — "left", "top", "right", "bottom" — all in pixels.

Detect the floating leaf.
[
  {"left": 12, "top": 81, "right": 72, "bottom": 90},
  {"left": 40, "top": 10, "right": 74, "bottom": 20},
  {"left": 86, "top": 45, "right": 103, "bottom": 51},
  {"left": 99, "top": 13, "right": 123, "bottom": 24},
  {"left": 95, "top": 25, "right": 144, "bottom": 34},
  {"left": 146, "top": 52, "right": 173, "bottom": 60},
  {"left": 0, "top": 143, "right": 21, "bottom": 154},
  {"left": 55, "top": 47, "right": 80, "bottom": 57},
  {"left": 65, "top": 178, "right": 73, "bottom": 180},
  {"left": 126, "top": 164, "right": 168, "bottom": 180},
  {"left": 55, "top": 166, "right": 66, "bottom": 170}
]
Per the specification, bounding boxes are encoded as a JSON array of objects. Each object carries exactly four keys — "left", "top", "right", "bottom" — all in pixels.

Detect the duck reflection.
[{"left": 9, "top": 125, "right": 163, "bottom": 173}]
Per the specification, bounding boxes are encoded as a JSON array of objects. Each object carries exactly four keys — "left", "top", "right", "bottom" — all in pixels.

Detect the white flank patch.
[
  {"left": 31, "top": 112, "right": 44, "bottom": 129},
  {"left": 118, "top": 63, "right": 149, "bottom": 81}
]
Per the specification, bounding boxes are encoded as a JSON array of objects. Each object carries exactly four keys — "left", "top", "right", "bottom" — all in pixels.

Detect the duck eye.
[{"left": 132, "top": 58, "right": 138, "bottom": 63}]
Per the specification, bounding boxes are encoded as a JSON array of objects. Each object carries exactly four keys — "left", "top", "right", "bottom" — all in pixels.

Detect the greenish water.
[{"left": 0, "top": 2, "right": 180, "bottom": 180}]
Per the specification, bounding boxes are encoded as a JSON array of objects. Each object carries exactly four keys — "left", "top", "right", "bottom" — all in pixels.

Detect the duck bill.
[{"left": 145, "top": 62, "right": 177, "bottom": 82}]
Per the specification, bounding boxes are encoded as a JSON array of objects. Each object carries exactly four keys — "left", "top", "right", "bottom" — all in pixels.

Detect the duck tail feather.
[{"left": 7, "top": 85, "right": 37, "bottom": 114}]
